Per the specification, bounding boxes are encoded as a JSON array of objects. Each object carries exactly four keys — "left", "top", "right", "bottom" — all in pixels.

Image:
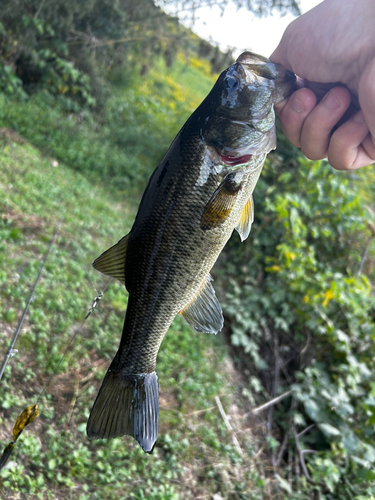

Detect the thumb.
[{"left": 270, "top": 38, "right": 293, "bottom": 73}]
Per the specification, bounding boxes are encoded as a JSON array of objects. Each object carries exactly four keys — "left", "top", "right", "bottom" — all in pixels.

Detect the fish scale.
[{"left": 87, "top": 51, "right": 295, "bottom": 453}]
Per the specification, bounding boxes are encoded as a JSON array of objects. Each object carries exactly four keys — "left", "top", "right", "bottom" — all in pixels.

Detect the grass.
[
  {"left": 0, "top": 55, "right": 217, "bottom": 193},
  {"left": 0, "top": 132, "right": 267, "bottom": 499}
]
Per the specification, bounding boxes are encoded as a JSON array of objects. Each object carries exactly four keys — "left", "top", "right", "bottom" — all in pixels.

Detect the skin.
[{"left": 270, "top": 0, "right": 375, "bottom": 170}]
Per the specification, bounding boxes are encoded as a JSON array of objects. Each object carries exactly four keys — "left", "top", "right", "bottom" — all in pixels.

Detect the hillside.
[{"left": 0, "top": 130, "right": 272, "bottom": 499}]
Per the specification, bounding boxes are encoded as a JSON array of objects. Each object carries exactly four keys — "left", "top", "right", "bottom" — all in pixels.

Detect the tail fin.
[{"left": 86, "top": 369, "right": 159, "bottom": 453}]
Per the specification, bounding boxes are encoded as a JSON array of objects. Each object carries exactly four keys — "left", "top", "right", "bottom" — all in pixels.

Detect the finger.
[
  {"left": 328, "top": 110, "right": 375, "bottom": 170},
  {"left": 275, "top": 88, "right": 317, "bottom": 148},
  {"left": 334, "top": 101, "right": 360, "bottom": 130},
  {"left": 270, "top": 31, "right": 294, "bottom": 72},
  {"left": 300, "top": 86, "right": 352, "bottom": 160},
  {"left": 303, "top": 81, "right": 342, "bottom": 100},
  {"left": 359, "top": 57, "right": 375, "bottom": 151}
]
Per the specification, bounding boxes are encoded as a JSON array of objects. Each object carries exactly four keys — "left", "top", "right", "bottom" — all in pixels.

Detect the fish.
[{"left": 86, "top": 52, "right": 295, "bottom": 453}]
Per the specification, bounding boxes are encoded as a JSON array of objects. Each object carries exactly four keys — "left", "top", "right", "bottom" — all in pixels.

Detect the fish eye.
[{"left": 224, "top": 76, "right": 239, "bottom": 90}]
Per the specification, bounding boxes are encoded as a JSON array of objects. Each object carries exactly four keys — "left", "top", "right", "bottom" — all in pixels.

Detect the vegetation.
[
  {"left": 1, "top": 1, "right": 375, "bottom": 499},
  {"left": 0, "top": 0, "right": 234, "bottom": 108},
  {"left": 0, "top": 132, "right": 266, "bottom": 500},
  {"left": 0, "top": 54, "right": 216, "bottom": 191},
  {"left": 221, "top": 157, "right": 375, "bottom": 498}
]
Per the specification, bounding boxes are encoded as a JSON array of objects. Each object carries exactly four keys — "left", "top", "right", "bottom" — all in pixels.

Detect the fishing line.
[
  {"left": 0, "top": 270, "right": 112, "bottom": 470},
  {"left": 0, "top": 214, "right": 112, "bottom": 469},
  {"left": 35, "top": 276, "right": 112, "bottom": 405},
  {"left": 0, "top": 275, "right": 112, "bottom": 470}
]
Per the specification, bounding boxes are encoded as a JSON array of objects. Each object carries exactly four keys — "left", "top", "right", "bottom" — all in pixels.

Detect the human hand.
[{"left": 270, "top": 0, "right": 375, "bottom": 170}]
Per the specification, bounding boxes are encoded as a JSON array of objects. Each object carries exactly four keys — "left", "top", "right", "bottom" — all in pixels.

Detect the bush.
[{"left": 221, "top": 156, "right": 375, "bottom": 497}]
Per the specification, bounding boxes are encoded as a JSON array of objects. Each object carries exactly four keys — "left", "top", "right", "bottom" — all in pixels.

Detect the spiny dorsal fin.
[
  {"left": 93, "top": 234, "right": 129, "bottom": 285},
  {"left": 179, "top": 274, "right": 223, "bottom": 334},
  {"left": 235, "top": 195, "right": 254, "bottom": 242},
  {"left": 201, "top": 173, "right": 242, "bottom": 230}
]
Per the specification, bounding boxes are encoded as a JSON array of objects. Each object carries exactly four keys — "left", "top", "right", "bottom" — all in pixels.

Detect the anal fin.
[
  {"left": 87, "top": 367, "right": 159, "bottom": 454},
  {"left": 180, "top": 274, "right": 223, "bottom": 334},
  {"left": 93, "top": 234, "right": 129, "bottom": 285},
  {"left": 235, "top": 195, "right": 254, "bottom": 242}
]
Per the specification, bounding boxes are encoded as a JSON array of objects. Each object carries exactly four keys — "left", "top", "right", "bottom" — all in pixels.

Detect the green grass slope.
[
  {"left": 0, "top": 55, "right": 218, "bottom": 192},
  {"left": 0, "top": 132, "right": 267, "bottom": 499}
]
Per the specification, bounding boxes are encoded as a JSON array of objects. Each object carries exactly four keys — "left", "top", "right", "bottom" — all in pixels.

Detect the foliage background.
[{"left": 1, "top": 1, "right": 375, "bottom": 499}]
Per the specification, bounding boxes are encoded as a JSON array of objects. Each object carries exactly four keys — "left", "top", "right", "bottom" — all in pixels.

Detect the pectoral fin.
[
  {"left": 201, "top": 172, "right": 242, "bottom": 230},
  {"left": 93, "top": 234, "right": 129, "bottom": 285},
  {"left": 235, "top": 195, "right": 254, "bottom": 242},
  {"left": 179, "top": 274, "right": 223, "bottom": 334}
]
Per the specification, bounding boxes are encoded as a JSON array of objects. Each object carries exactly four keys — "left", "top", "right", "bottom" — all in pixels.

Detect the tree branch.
[
  {"left": 215, "top": 396, "right": 243, "bottom": 456},
  {"left": 251, "top": 390, "right": 292, "bottom": 415}
]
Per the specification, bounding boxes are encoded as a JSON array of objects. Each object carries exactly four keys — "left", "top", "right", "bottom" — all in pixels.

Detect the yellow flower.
[
  {"left": 285, "top": 251, "right": 296, "bottom": 261},
  {"left": 322, "top": 290, "right": 334, "bottom": 307},
  {"left": 265, "top": 265, "right": 281, "bottom": 272}
]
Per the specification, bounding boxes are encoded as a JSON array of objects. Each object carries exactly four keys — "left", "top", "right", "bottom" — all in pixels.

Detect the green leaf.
[
  {"left": 48, "top": 459, "right": 56, "bottom": 469},
  {"left": 318, "top": 423, "right": 341, "bottom": 438},
  {"left": 275, "top": 474, "right": 292, "bottom": 494},
  {"left": 304, "top": 400, "right": 320, "bottom": 421}
]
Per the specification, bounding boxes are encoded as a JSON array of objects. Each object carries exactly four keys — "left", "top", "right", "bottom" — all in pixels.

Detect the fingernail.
[
  {"left": 353, "top": 110, "right": 366, "bottom": 124},
  {"left": 323, "top": 91, "right": 340, "bottom": 110},
  {"left": 292, "top": 95, "right": 305, "bottom": 113}
]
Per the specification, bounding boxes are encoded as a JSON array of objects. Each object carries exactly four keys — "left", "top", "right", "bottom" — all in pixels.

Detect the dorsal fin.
[
  {"left": 179, "top": 274, "right": 223, "bottom": 334},
  {"left": 92, "top": 234, "right": 129, "bottom": 285},
  {"left": 235, "top": 195, "right": 254, "bottom": 242},
  {"left": 201, "top": 172, "right": 242, "bottom": 230}
]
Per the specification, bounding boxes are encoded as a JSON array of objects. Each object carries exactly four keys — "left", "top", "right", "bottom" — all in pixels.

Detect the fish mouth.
[
  {"left": 285, "top": 69, "right": 296, "bottom": 82},
  {"left": 281, "top": 69, "right": 297, "bottom": 97},
  {"left": 217, "top": 151, "right": 253, "bottom": 167},
  {"left": 272, "top": 65, "right": 296, "bottom": 101},
  {"left": 236, "top": 51, "right": 296, "bottom": 100}
]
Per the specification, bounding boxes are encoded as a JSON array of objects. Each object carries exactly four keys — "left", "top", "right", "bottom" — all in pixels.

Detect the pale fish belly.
[{"left": 174, "top": 153, "right": 266, "bottom": 319}]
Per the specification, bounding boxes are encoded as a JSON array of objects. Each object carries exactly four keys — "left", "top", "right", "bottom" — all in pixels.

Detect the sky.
[{"left": 160, "top": 0, "right": 322, "bottom": 59}]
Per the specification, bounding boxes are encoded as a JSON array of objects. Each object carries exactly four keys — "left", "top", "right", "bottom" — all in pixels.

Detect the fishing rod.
[
  {"left": 0, "top": 222, "right": 61, "bottom": 381},
  {"left": 0, "top": 221, "right": 61, "bottom": 470},
  {"left": 0, "top": 215, "right": 112, "bottom": 470}
]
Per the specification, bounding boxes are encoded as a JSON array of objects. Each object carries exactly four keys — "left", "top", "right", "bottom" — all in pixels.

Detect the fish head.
[
  {"left": 202, "top": 51, "right": 296, "bottom": 161},
  {"left": 235, "top": 51, "right": 296, "bottom": 105}
]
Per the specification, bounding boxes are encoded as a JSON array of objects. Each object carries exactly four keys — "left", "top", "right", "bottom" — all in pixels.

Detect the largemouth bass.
[{"left": 87, "top": 52, "right": 295, "bottom": 453}]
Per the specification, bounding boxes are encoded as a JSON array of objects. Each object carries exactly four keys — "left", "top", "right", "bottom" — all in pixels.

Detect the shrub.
[{"left": 221, "top": 156, "right": 375, "bottom": 497}]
